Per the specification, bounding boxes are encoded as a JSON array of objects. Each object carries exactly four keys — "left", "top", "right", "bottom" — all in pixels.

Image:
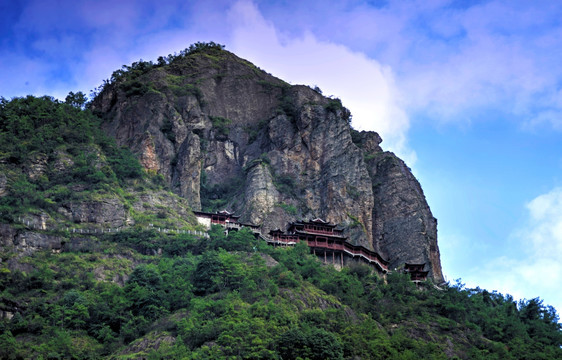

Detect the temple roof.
[
  {"left": 311, "top": 218, "right": 328, "bottom": 223},
  {"left": 193, "top": 210, "right": 241, "bottom": 219},
  {"left": 290, "top": 219, "right": 338, "bottom": 228}
]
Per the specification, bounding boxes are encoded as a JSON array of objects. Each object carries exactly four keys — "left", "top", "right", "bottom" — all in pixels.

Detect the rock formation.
[{"left": 92, "top": 45, "right": 444, "bottom": 282}]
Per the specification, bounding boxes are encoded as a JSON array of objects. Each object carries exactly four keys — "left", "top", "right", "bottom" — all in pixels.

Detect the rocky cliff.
[{"left": 92, "top": 45, "right": 443, "bottom": 282}]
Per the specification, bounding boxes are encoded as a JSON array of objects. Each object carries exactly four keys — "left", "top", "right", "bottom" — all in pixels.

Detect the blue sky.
[{"left": 2, "top": 0, "right": 561, "bottom": 315}]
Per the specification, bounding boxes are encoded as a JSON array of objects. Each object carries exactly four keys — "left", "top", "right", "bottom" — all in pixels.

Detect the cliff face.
[{"left": 92, "top": 47, "right": 443, "bottom": 282}]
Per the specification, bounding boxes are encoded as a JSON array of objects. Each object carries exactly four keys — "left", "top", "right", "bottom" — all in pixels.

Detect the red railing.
[
  {"left": 269, "top": 235, "right": 299, "bottom": 245},
  {"left": 267, "top": 231, "right": 389, "bottom": 272},
  {"left": 307, "top": 239, "right": 388, "bottom": 272}
]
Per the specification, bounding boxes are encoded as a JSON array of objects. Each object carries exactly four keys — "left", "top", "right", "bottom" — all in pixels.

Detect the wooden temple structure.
[
  {"left": 193, "top": 213, "right": 428, "bottom": 280},
  {"left": 268, "top": 218, "right": 389, "bottom": 273},
  {"left": 403, "top": 263, "right": 429, "bottom": 282},
  {"left": 193, "top": 210, "right": 260, "bottom": 235}
]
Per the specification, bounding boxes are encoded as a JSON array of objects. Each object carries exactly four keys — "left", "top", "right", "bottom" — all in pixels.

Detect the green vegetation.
[
  {"left": 209, "top": 116, "right": 232, "bottom": 140},
  {"left": 1, "top": 225, "right": 560, "bottom": 359},
  {"left": 346, "top": 185, "right": 360, "bottom": 200},
  {"left": 257, "top": 80, "right": 288, "bottom": 95},
  {"left": 350, "top": 128, "right": 363, "bottom": 148},
  {"left": 244, "top": 118, "right": 269, "bottom": 144},
  {"left": 165, "top": 74, "right": 204, "bottom": 102},
  {"left": 100, "top": 42, "right": 225, "bottom": 90},
  {"left": 325, "top": 97, "right": 352, "bottom": 123},
  {"left": 0, "top": 95, "right": 146, "bottom": 222},
  {"left": 277, "top": 92, "right": 298, "bottom": 121},
  {"left": 160, "top": 118, "right": 175, "bottom": 142},
  {"left": 273, "top": 173, "right": 298, "bottom": 197},
  {"left": 277, "top": 202, "right": 298, "bottom": 215},
  {"left": 88, "top": 42, "right": 226, "bottom": 105},
  {"left": 347, "top": 213, "right": 367, "bottom": 234}
]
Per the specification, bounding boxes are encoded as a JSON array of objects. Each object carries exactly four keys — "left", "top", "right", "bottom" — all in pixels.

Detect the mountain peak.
[{"left": 91, "top": 43, "right": 443, "bottom": 282}]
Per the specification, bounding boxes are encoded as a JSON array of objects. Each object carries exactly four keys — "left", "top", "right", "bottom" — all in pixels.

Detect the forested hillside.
[{"left": 1, "top": 225, "right": 561, "bottom": 359}]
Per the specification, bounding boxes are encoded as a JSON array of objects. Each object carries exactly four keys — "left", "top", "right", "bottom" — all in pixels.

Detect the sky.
[{"left": 1, "top": 0, "right": 561, "bottom": 316}]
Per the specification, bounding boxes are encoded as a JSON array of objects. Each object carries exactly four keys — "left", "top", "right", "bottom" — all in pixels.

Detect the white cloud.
[
  {"left": 464, "top": 187, "right": 562, "bottom": 316},
  {"left": 227, "top": 0, "right": 415, "bottom": 163},
  {"left": 8, "top": 0, "right": 562, "bottom": 157},
  {"left": 256, "top": 1, "right": 562, "bottom": 129},
  {"left": 523, "top": 188, "right": 562, "bottom": 256}
]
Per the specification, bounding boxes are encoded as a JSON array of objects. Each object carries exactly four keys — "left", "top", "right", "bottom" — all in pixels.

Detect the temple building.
[
  {"left": 268, "top": 229, "right": 299, "bottom": 246},
  {"left": 193, "top": 210, "right": 260, "bottom": 235},
  {"left": 403, "top": 263, "right": 429, "bottom": 282},
  {"left": 269, "top": 218, "right": 389, "bottom": 273},
  {"left": 193, "top": 213, "right": 426, "bottom": 280}
]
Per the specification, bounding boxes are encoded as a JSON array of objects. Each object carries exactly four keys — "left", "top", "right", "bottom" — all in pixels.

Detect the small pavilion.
[
  {"left": 403, "top": 263, "right": 429, "bottom": 282},
  {"left": 193, "top": 210, "right": 260, "bottom": 234}
]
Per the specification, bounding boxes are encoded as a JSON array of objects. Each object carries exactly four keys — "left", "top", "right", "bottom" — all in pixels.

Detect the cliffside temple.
[
  {"left": 403, "top": 262, "right": 430, "bottom": 282},
  {"left": 279, "top": 219, "right": 389, "bottom": 273},
  {"left": 193, "top": 210, "right": 260, "bottom": 235},
  {"left": 192, "top": 211, "right": 438, "bottom": 277}
]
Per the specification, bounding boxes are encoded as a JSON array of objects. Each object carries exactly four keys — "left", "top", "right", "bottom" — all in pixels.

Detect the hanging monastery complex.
[{"left": 194, "top": 210, "right": 429, "bottom": 281}]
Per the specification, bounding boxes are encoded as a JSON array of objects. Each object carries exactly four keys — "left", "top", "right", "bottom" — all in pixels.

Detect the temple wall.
[{"left": 196, "top": 216, "right": 212, "bottom": 229}]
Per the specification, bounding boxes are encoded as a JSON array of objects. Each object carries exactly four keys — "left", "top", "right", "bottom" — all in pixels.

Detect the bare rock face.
[
  {"left": 92, "top": 47, "right": 444, "bottom": 281},
  {"left": 0, "top": 225, "right": 64, "bottom": 256},
  {"left": 366, "top": 149, "right": 443, "bottom": 282},
  {"left": 26, "top": 153, "right": 48, "bottom": 180},
  {"left": 0, "top": 223, "right": 16, "bottom": 248},
  {"left": 15, "top": 231, "right": 63, "bottom": 254},
  {"left": 61, "top": 198, "right": 132, "bottom": 227},
  {"left": 244, "top": 163, "right": 280, "bottom": 225}
]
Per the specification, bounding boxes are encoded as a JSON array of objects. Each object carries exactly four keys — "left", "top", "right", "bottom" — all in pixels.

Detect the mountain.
[
  {"left": 1, "top": 43, "right": 560, "bottom": 359},
  {"left": 91, "top": 43, "right": 443, "bottom": 282}
]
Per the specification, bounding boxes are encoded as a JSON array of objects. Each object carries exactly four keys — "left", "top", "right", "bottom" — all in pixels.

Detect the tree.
[
  {"left": 65, "top": 91, "right": 88, "bottom": 109},
  {"left": 277, "top": 326, "right": 344, "bottom": 360}
]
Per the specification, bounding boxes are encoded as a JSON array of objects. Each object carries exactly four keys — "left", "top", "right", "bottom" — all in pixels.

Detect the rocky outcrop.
[
  {"left": 367, "top": 153, "right": 442, "bottom": 281},
  {"left": 59, "top": 198, "right": 132, "bottom": 227},
  {"left": 0, "top": 223, "right": 16, "bottom": 248},
  {"left": 244, "top": 163, "right": 280, "bottom": 225},
  {"left": 1, "top": 224, "right": 64, "bottom": 256},
  {"left": 115, "top": 331, "right": 176, "bottom": 358},
  {"left": 92, "top": 47, "right": 443, "bottom": 281}
]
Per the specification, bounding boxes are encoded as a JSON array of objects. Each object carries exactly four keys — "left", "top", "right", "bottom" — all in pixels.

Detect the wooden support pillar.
[
  {"left": 341, "top": 252, "right": 343, "bottom": 267},
  {"left": 324, "top": 251, "right": 327, "bottom": 264}
]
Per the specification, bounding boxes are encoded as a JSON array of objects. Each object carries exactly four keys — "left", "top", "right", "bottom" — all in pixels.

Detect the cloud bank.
[{"left": 256, "top": 0, "right": 562, "bottom": 129}]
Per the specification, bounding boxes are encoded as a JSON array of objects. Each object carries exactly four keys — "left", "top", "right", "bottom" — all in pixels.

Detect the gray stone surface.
[{"left": 91, "top": 49, "right": 444, "bottom": 281}]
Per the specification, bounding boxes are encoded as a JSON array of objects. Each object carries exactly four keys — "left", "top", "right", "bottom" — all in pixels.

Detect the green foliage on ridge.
[{"left": 93, "top": 42, "right": 226, "bottom": 99}]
